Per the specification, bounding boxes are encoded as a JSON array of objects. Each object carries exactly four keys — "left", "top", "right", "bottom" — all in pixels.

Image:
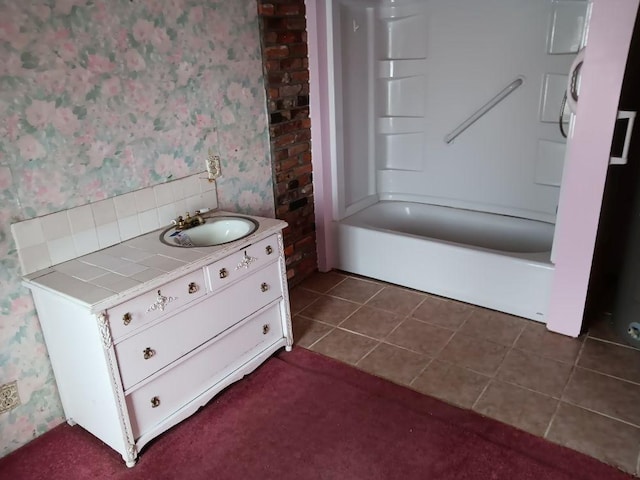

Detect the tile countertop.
[{"left": 22, "top": 211, "right": 287, "bottom": 314}]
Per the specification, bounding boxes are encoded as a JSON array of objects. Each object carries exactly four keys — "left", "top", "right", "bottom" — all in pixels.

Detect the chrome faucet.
[{"left": 173, "top": 211, "right": 205, "bottom": 231}]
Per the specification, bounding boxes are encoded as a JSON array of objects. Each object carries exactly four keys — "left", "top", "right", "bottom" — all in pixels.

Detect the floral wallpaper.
[{"left": 0, "top": 0, "right": 273, "bottom": 456}]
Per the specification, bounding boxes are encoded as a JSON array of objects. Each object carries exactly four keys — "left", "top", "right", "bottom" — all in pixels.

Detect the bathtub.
[{"left": 335, "top": 201, "right": 555, "bottom": 321}]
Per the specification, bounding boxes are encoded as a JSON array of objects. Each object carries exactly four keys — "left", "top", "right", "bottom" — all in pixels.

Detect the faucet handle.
[{"left": 172, "top": 215, "right": 183, "bottom": 226}]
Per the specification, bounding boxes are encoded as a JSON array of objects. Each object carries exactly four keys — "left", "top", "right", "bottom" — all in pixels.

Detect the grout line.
[
  {"left": 471, "top": 379, "right": 493, "bottom": 411},
  {"left": 560, "top": 399, "right": 640, "bottom": 430},
  {"left": 303, "top": 326, "right": 335, "bottom": 350},
  {"left": 586, "top": 335, "right": 640, "bottom": 352},
  {"left": 571, "top": 364, "right": 640, "bottom": 388},
  {"left": 354, "top": 340, "right": 382, "bottom": 367},
  {"left": 408, "top": 356, "right": 435, "bottom": 387}
]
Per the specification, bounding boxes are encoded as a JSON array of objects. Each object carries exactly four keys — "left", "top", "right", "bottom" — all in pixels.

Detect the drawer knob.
[
  {"left": 262, "top": 324, "right": 270, "bottom": 335},
  {"left": 188, "top": 282, "right": 199, "bottom": 294},
  {"left": 123, "top": 312, "right": 132, "bottom": 326},
  {"left": 219, "top": 268, "right": 228, "bottom": 279},
  {"left": 265, "top": 245, "right": 273, "bottom": 255},
  {"left": 150, "top": 396, "right": 160, "bottom": 408},
  {"left": 260, "top": 282, "right": 269, "bottom": 292},
  {"left": 143, "top": 347, "right": 156, "bottom": 360}
]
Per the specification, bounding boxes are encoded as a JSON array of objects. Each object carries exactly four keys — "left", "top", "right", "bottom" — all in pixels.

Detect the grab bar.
[{"left": 444, "top": 76, "right": 525, "bottom": 144}]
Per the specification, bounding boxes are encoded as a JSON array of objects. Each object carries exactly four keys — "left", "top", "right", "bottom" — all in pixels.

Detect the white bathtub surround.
[
  {"left": 336, "top": 202, "right": 554, "bottom": 321},
  {"left": 11, "top": 173, "right": 218, "bottom": 276}
]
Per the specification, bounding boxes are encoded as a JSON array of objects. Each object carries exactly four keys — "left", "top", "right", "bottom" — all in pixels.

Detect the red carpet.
[{"left": 0, "top": 348, "right": 632, "bottom": 479}]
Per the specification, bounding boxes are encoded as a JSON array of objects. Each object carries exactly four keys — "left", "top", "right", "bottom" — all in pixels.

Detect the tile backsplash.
[{"left": 11, "top": 173, "right": 217, "bottom": 275}]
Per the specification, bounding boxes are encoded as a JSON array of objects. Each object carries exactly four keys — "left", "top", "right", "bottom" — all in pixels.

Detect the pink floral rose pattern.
[{"left": 0, "top": 0, "right": 274, "bottom": 455}]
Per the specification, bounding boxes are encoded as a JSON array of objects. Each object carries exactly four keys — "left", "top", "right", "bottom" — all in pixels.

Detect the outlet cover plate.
[{"left": 0, "top": 381, "right": 20, "bottom": 413}]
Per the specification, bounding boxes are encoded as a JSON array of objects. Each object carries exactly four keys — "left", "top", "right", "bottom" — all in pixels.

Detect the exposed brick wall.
[{"left": 258, "top": 0, "right": 318, "bottom": 286}]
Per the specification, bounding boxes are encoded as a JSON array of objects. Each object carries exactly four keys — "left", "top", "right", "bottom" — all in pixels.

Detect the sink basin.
[{"left": 160, "top": 216, "right": 259, "bottom": 247}]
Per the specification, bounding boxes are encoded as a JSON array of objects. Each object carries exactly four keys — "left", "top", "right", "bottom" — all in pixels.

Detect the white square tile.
[
  {"left": 201, "top": 190, "right": 218, "bottom": 210},
  {"left": 97, "top": 222, "right": 122, "bottom": 249},
  {"left": 139, "top": 255, "right": 186, "bottom": 272},
  {"left": 90, "top": 273, "right": 140, "bottom": 293},
  {"left": 47, "top": 236, "right": 77, "bottom": 265},
  {"left": 37, "top": 271, "right": 113, "bottom": 304},
  {"left": 11, "top": 218, "right": 45, "bottom": 249},
  {"left": 172, "top": 200, "right": 186, "bottom": 219},
  {"left": 181, "top": 175, "right": 201, "bottom": 199},
  {"left": 91, "top": 199, "right": 117, "bottom": 226},
  {"left": 106, "top": 260, "right": 149, "bottom": 277},
  {"left": 41, "top": 211, "right": 71, "bottom": 241},
  {"left": 118, "top": 215, "right": 141, "bottom": 241},
  {"left": 112, "top": 246, "right": 155, "bottom": 262},
  {"left": 200, "top": 177, "right": 217, "bottom": 193},
  {"left": 67, "top": 205, "right": 95, "bottom": 233},
  {"left": 113, "top": 192, "right": 137, "bottom": 217},
  {"left": 130, "top": 268, "right": 165, "bottom": 282},
  {"left": 56, "top": 260, "right": 108, "bottom": 281},
  {"left": 138, "top": 209, "right": 160, "bottom": 233},
  {"left": 157, "top": 204, "right": 177, "bottom": 226},
  {"left": 73, "top": 229, "right": 100, "bottom": 256},
  {"left": 185, "top": 194, "right": 202, "bottom": 213},
  {"left": 18, "top": 243, "right": 52, "bottom": 275},
  {"left": 171, "top": 177, "right": 188, "bottom": 202},
  {"left": 153, "top": 182, "right": 175, "bottom": 206},
  {"left": 135, "top": 187, "right": 157, "bottom": 212}
]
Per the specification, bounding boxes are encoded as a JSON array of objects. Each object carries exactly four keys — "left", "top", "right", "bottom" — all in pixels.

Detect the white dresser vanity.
[{"left": 23, "top": 212, "right": 292, "bottom": 467}]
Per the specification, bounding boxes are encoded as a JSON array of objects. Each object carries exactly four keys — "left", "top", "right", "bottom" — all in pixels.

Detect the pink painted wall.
[{"left": 547, "top": 0, "right": 640, "bottom": 336}]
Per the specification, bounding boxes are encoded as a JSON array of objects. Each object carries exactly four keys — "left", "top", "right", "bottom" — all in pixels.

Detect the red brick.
[
  {"left": 264, "top": 45, "right": 289, "bottom": 59},
  {"left": 288, "top": 142, "right": 309, "bottom": 156},
  {"left": 258, "top": 3, "right": 275, "bottom": 16},
  {"left": 277, "top": 4, "right": 303, "bottom": 15}
]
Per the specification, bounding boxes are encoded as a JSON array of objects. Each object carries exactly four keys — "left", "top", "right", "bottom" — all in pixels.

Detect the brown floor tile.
[
  {"left": 299, "top": 271, "right": 346, "bottom": 293},
  {"left": 412, "top": 360, "right": 490, "bottom": 409},
  {"left": 310, "top": 329, "right": 378, "bottom": 365},
  {"left": 327, "top": 277, "right": 383, "bottom": 304},
  {"left": 299, "top": 295, "right": 360, "bottom": 326},
  {"left": 514, "top": 322, "right": 583, "bottom": 364},
  {"left": 473, "top": 380, "right": 558, "bottom": 436},
  {"left": 292, "top": 316, "right": 333, "bottom": 348},
  {"left": 547, "top": 403, "right": 640, "bottom": 474},
  {"left": 385, "top": 319, "right": 455, "bottom": 356},
  {"left": 339, "top": 306, "right": 403, "bottom": 340},
  {"left": 461, "top": 308, "right": 527, "bottom": 347},
  {"left": 366, "top": 286, "right": 424, "bottom": 315},
  {"left": 563, "top": 367, "right": 640, "bottom": 426},
  {"left": 578, "top": 338, "right": 640, "bottom": 384},
  {"left": 289, "top": 287, "right": 320, "bottom": 315},
  {"left": 437, "top": 333, "right": 508, "bottom": 376},
  {"left": 497, "top": 349, "right": 572, "bottom": 398},
  {"left": 357, "top": 343, "right": 430, "bottom": 386},
  {"left": 412, "top": 296, "right": 472, "bottom": 330}
]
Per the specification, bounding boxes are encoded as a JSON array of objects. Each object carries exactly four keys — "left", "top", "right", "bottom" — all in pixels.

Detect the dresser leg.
[
  {"left": 125, "top": 457, "right": 137, "bottom": 468},
  {"left": 285, "top": 345, "right": 292, "bottom": 352},
  {"left": 66, "top": 418, "right": 77, "bottom": 426}
]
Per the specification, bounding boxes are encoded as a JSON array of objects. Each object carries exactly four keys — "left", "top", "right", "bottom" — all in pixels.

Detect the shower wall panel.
[{"left": 331, "top": 0, "right": 590, "bottom": 221}]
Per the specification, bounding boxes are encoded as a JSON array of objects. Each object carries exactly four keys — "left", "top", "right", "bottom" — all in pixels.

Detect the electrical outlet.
[{"left": 0, "top": 381, "right": 20, "bottom": 414}]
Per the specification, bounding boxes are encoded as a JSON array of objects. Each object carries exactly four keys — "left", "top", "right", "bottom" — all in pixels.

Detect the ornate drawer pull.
[
  {"left": 219, "top": 268, "right": 228, "bottom": 279},
  {"left": 236, "top": 251, "right": 257, "bottom": 270},
  {"left": 143, "top": 347, "right": 156, "bottom": 360},
  {"left": 188, "top": 282, "right": 199, "bottom": 294},
  {"left": 260, "top": 282, "right": 269, "bottom": 292},
  {"left": 123, "top": 312, "right": 132, "bottom": 326},
  {"left": 262, "top": 324, "right": 270, "bottom": 335},
  {"left": 150, "top": 396, "right": 160, "bottom": 408},
  {"left": 146, "top": 290, "right": 176, "bottom": 313},
  {"left": 265, "top": 245, "right": 273, "bottom": 255}
]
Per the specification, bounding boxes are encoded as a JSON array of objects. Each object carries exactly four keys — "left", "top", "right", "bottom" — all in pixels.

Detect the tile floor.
[{"left": 290, "top": 271, "right": 640, "bottom": 476}]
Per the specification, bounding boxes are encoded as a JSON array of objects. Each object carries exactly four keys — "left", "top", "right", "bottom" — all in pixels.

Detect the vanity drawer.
[
  {"left": 206, "top": 234, "right": 280, "bottom": 293},
  {"left": 107, "top": 270, "right": 206, "bottom": 341},
  {"left": 116, "top": 262, "right": 283, "bottom": 390},
  {"left": 126, "top": 302, "right": 284, "bottom": 439}
]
